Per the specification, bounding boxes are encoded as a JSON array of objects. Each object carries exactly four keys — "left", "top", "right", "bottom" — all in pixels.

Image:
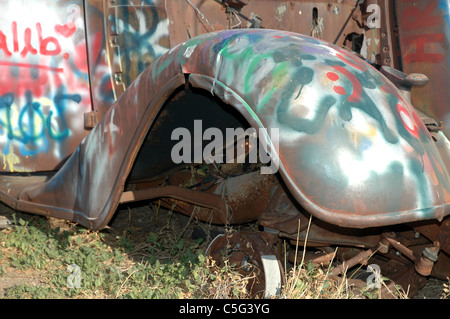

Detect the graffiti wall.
[
  {"left": 396, "top": 0, "right": 450, "bottom": 139},
  {"left": 0, "top": 0, "right": 91, "bottom": 172},
  {"left": 0, "top": 0, "right": 171, "bottom": 172}
]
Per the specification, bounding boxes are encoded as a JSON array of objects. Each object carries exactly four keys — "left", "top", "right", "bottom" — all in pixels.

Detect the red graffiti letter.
[
  {"left": 12, "top": 21, "right": 19, "bottom": 52},
  {"left": 20, "top": 27, "right": 38, "bottom": 57},
  {"left": 36, "top": 23, "right": 61, "bottom": 56},
  {"left": 403, "top": 34, "right": 444, "bottom": 63},
  {"left": 0, "top": 31, "right": 12, "bottom": 57},
  {"left": 402, "top": 0, "right": 442, "bottom": 31}
]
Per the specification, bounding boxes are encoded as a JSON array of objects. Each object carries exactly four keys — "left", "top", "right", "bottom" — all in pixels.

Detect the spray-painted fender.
[{"left": 10, "top": 29, "right": 450, "bottom": 229}]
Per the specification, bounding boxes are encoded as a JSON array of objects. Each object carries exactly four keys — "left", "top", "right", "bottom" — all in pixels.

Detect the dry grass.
[
  {"left": 441, "top": 277, "right": 450, "bottom": 299},
  {"left": 0, "top": 206, "right": 443, "bottom": 299}
]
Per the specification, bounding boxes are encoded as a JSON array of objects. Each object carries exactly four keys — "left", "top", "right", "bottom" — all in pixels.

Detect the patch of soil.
[
  {"left": 107, "top": 201, "right": 226, "bottom": 247},
  {"left": 0, "top": 205, "right": 43, "bottom": 298},
  {"left": 0, "top": 268, "right": 43, "bottom": 298}
]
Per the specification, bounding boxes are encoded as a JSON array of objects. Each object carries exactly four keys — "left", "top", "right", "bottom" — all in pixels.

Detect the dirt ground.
[{"left": 0, "top": 202, "right": 448, "bottom": 299}]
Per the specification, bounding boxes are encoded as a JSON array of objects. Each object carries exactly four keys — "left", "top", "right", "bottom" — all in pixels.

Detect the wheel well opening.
[{"left": 126, "top": 84, "right": 252, "bottom": 186}]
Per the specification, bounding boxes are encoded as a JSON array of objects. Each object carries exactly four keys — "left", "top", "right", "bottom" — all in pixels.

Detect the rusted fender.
[{"left": 14, "top": 29, "right": 450, "bottom": 229}]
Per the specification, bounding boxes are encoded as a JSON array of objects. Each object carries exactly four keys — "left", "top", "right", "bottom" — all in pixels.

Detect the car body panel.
[
  {"left": 85, "top": 0, "right": 170, "bottom": 118},
  {"left": 0, "top": 0, "right": 93, "bottom": 172},
  {"left": 395, "top": 0, "right": 450, "bottom": 139},
  {"left": 180, "top": 29, "right": 450, "bottom": 228},
  {"left": 2, "top": 29, "right": 448, "bottom": 229},
  {"left": 0, "top": 0, "right": 171, "bottom": 173}
]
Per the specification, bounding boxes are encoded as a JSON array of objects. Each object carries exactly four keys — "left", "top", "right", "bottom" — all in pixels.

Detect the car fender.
[{"left": 14, "top": 29, "right": 450, "bottom": 229}]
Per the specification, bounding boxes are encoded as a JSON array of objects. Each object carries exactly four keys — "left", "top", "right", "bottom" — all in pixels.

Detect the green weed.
[
  {"left": 0, "top": 213, "right": 218, "bottom": 299},
  {"left": 0, "top": 211, "right": 416, "bottom": 299}
]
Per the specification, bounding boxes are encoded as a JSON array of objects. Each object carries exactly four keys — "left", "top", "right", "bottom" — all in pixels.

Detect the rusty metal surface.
[
  {"left": 102, "top": 0, "right": 170, "bottom": 109},
  {"left": 123, "top": 169, "right": 275, "bottom": 225},
  {"left": 395, "top": 0, "right": 450, "bottom": 139},
  {"left": 413, "top": 216, "right": 450, "bottom": 255},
  {"left": 329, "top": 248, "right": 373, "bottom": 276},
  {"left": 286, "top": 221, "right": 382, "bottom": 248},
  {"left": 258, "top": 181, "right": 312, "bottom": 235},
  {"left": 166, "top": 0, "right": 386, "bottom": 63}
]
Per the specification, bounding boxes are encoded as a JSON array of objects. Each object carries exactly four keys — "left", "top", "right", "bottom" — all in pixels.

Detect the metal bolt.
[
  {"left": 416, "top": 257, "right": 434, "bottom": 276},
  {"left": 422, "top": 244, "right": 440, "bottom": 262},
  {"left": 378, "top": 241, "right": 389, "bottom": 254},
  {"left": 110, "top": 35, "right": 119, "bottom": 46},
  {"left": 114, "top": 72, "right": 123, "bottom": 84}
]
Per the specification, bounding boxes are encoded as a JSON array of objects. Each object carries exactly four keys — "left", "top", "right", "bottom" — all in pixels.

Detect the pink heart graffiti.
[{"left": 54, "top": 23, "right": 76, "bottom": 38}]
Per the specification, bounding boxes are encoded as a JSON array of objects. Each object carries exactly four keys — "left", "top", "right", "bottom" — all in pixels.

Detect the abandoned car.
[{"left": 0, "top": 0, "right": 449, "bottom": 297}]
